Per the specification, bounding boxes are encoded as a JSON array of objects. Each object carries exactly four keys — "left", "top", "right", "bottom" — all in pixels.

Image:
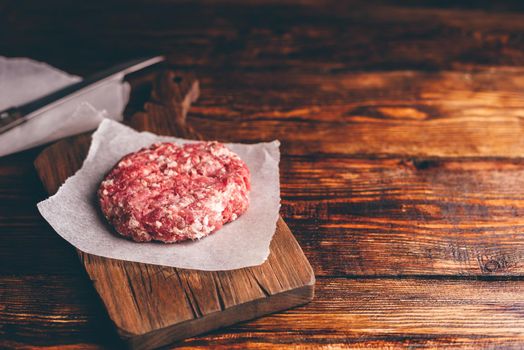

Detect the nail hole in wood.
[{"left": 412, "top": 159, "right": 438, "bottom": 170}]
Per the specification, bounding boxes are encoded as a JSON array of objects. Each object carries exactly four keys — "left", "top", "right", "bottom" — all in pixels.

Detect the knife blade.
[{"left": 0, "top": 55, "right": 164, "bottom": 134}]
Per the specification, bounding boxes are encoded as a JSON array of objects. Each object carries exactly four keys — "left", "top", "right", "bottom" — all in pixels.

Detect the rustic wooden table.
[{"left": 3, "top": 1, "right": 524, "bottom": 348}]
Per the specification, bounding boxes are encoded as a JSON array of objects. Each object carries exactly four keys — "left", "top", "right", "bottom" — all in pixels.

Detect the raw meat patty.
[{"left": 98, "top": 141, "right": 250, "bottom": 243}]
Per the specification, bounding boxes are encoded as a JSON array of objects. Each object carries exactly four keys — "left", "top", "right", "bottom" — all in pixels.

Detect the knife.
[{"left": 0, "top": 55, "right": 164, "bottom": 134}]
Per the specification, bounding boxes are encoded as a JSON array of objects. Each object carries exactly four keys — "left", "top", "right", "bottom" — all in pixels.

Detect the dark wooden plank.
[
  {"left": 0, "top": 225, "right": 81, "bottom": 275},
  {"left": 0, "top": 274, "right": 123, "bottom": 349},
  {"left": 3, "top": 1, "right": 524, "bottom": 73},
  {"left": 4, "top": 276, "right": 524, "bottom": 349},
  {"left": 281, "top": 156, "right": 524, "bottom": 276},
  {"left": 178, "top": 277, "right": 524, "bottom": 349},
  {"left": 33, "top": 71, "right": 314, "bottom": 349},
  {"left": 188, "top": 69, "right": 524, "bottom": 157}
]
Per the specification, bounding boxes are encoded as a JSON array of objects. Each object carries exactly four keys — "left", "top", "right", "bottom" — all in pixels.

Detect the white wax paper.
[
  {"left": 0, "top": 56, "right": 130, "bottom": 157},
  {"left": 37, "top": 119, "right": 281, "bottom": 271}
]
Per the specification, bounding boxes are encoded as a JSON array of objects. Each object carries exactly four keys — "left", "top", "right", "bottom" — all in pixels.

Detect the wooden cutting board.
[{"left": 33, "top": 71, "right": 315, "bottom": 350}]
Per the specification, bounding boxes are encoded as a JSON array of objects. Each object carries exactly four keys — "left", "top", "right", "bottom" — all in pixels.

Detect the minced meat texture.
[{"left": 98, "top": 141, "right": 250, "bottom": 243}]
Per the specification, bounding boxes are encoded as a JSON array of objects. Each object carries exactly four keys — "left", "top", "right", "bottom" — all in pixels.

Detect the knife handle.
[{"left": 0, "top": 108, "right": 25, "bottom": 134}]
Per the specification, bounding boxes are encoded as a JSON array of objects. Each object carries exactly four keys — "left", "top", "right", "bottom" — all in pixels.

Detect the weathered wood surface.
[
  {"left": 32, "top": 71, "right": 314, "bottom": 349},
  {"left": 4, "top": 1, "right": 524, "bottom": 73},
  {"left": 190, "top": 70, "right": 524, "bottom": 157},
  {"left": 4, "top": 0, "right": 524, "bottom": 348},
  {"left": 4, "top": 276, "right": 524, "bottom": 349}
]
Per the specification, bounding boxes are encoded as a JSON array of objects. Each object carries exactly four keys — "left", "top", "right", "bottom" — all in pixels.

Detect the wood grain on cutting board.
[{"left": 33, "top": 71, "right": 315, "bottom": 350}]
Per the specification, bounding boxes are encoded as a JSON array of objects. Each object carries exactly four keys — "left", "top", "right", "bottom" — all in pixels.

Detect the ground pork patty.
[{"left": 98, "top": 141, "right": 250, "bottom": 243}]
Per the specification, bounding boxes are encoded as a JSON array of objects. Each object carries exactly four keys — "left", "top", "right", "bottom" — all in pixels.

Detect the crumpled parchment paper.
[
  {"left": 37, "top": 119, "right": 281, "bottom": 271},
  {"left": 0, "top": 56, "right": 129, "bottom": 157}
]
